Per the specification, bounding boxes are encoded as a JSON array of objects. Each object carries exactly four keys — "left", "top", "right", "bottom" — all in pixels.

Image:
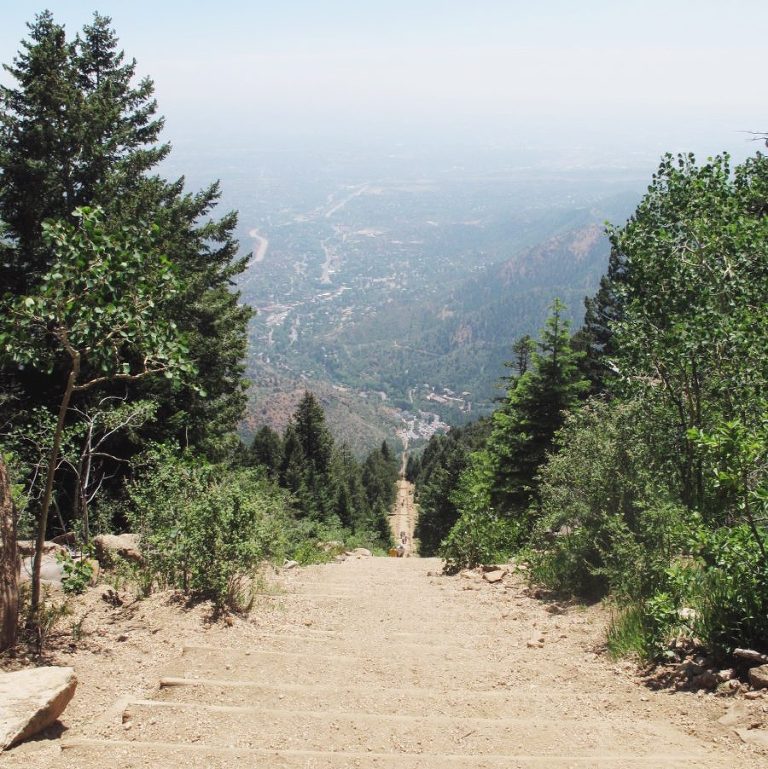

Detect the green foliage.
[
  {"left": 528, "top": 152, "right": 768, "bottom": 660},
  {"left": 0, "top": 11, "right": 251, "bottom": 483},
  {"left": 527, "top": 399, "right": 685, "bottom": 598},
  {"left": 439, "top": 451, "right": 522, "bottom": 572},
  {"left": 686, "top": 526, "right": 768, "bottom": 654},
  {"left": 413, "top": 419, "right": 491, "bottom": 556},
  {"left": 0, "top": 207, "right": 192, "bottom": 384},
  {"left": 484, "top": 299, "right": 588, "bottom": 521},
  {"left": 126, "top": 447, "right": 291, "bottom": 610},
  {"left": 57, "top": 551, "right": 94, "bottom": 595},
  {"left": 436, "top": 301, "right": 587, "bottom": 571}
]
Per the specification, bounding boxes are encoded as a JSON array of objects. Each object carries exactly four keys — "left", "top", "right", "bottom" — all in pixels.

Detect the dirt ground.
[{"left": 2, "top": 550, "right": 767, "bottom": 768}]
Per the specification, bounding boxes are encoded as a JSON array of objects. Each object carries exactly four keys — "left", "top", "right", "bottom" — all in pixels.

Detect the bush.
[
  {"left": 527, "top": 398, "right": 686, "bottom": 599},
  {"left": 126, "top": 447, "right": 291, "bottom": 610},
  {"left": 687, "top": 525, "right": 768, "bottom": 654},
  {"left": 440, "top": 511, "right": 521, "bottom": 574}
]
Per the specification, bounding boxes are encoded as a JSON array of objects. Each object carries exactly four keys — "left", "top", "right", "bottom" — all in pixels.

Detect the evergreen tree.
[
  {"left": 0, "top": 12, "right": 250, "bottom": 468},
  {"left": 486, "top": 299, "right": 588, "bottom": 516},
  {"left": 577, "top": 246, "right": 628, "bottom": 394},
  {"left": 248, "top": 426, "right": 282, "bottom": 479}
]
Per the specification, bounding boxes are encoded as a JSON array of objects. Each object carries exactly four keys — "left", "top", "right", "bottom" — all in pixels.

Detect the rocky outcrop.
[{"left": 0, "top": 667, "right": 77, "bottom": 749}]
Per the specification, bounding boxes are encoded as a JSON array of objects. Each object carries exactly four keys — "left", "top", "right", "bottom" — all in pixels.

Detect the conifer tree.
[
  {"left": 0, "top": 12, "right": 250, "bottom": 466},
  {"left": 486, "top": 299, "right": 588, "bottom": 516},
  {"left": 249, "top": 426, "right": 282, "bottom": 479}
]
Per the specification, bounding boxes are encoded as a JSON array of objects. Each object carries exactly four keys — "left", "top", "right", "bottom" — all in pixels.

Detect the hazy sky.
[{"left": 1, "top": 1, "right": 767, "bottom": 160}]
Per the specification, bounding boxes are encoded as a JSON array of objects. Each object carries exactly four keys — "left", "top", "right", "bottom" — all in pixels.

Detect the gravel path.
[{"left": 39, "top": 553, "right": 766, "bottom": 768}]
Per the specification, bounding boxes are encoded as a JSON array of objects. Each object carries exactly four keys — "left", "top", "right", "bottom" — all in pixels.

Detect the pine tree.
[
  {"left": 249, "top": 426, "right": 282, "bottom": 479},
  {"left": 0, "top": 12, "right": 250, "bottom": 467},
  {"left": 486, "top": 299, "right": 588, "bottom": 516},
  {"left": 577, "top": 246, "right": 628, "bottom": 394}
]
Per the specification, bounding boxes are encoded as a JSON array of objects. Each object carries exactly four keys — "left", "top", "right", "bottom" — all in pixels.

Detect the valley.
[{"left": 169, "top": 148, "right": 647, "bottom": 452}]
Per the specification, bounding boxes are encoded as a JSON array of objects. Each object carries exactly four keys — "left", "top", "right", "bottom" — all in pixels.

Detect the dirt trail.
[
  {"left": 9, "top": 554, "right": 762, "bottom": 769},
  {"left": 389, "top": 476, "right": 417, "bottom": 556}
]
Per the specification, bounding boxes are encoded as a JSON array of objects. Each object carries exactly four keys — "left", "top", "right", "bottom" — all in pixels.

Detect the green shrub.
[
  {"left": 57, "top": 551, "right": 95, "bottom": 595},
  {"left": 688, "top": 525, "right": 768, "bottom": 654},
  {"left": 126, "top": 447, "right": 291, "bottom": 610},
  {"left": 528, "top": 399, "right": 687, "bottom": 600},
  {"left": 440, "top": 510, "right": 521, "bottom": 574}
]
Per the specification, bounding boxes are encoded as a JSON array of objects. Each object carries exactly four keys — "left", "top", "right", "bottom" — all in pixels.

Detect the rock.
[
  {"left": 716, "top": 668, "right": 736, "bottom": 683},
  {"left": 93, "top": 533, "right": 142, "bottom": 566},
  {"left": 748, "top": 664, "right": 768, "bottom": 690},
  {"left": 483, "top": 569, "right": 506, "bottom": 584},
  {"left": 283, "top": 560, "right": 299, "bottom": 570},
  {"left": 734, "top": 648, "right": 768, "bottom": 665},
  {"left": 527, "top": 639, "right": 544, "bottom": 649},
  {"left": 691, "top": 671, "right": 719, "bottom": 690},
  {"left": 351, "top": 548, "right": 372, "bottom": 557},
  {"left": 18, "top": 555, "right": 64, "bottom": 586},
  {"left": 334, "top": 555, "right": 347, "bottom": 562},
  {"left": 16, "top": 540, "right": 68, "bottom": 559},
  {"left": 0, "top": 667, "right": 77, "bottom": 749},
  {"left": 735, "top": 728, "right": 768, "bottom": 747},
  {"left": 716, "top": 680, "right": 742, "bottom": 696}
]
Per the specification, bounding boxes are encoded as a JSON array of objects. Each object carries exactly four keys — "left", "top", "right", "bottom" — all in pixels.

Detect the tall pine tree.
[
  {"left": 486, "top": 299, "right": 588, "bottom": 516},
  {"left": 0, "top": 12, "right": 250, "bottom": 465}
]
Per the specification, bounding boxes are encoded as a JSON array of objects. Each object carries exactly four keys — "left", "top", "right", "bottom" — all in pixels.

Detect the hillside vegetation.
[{"left": 414, "top": 151, "right": 768, "bottom": 661}]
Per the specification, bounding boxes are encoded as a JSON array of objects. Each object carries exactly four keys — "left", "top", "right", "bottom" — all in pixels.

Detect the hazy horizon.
[{"left": 1, "top": 1, "right": 766, "bottom": 168}]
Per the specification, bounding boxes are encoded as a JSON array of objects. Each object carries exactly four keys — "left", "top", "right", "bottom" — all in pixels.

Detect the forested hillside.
[{"left": 414, "top": 151, "right": 768, "bottom": 661}]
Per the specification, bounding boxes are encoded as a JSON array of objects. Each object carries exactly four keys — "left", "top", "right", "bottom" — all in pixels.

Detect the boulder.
[
  {"left": 0, "top": 667, "right": 77, "bottom": 749},
  {"left": 347, "top": 548, "right": 372, "bottom": 557},
  {"left": 16, "top": 540, "right": 68, "bottom": 559},
  {"left": 747, "top": 664, "right": 768, "bottom": 690},
  {"left": 93, "top": 533, "right": 142, "bottom": 566},
  {"left": 691, "top": 670, "right": 718, "bottom": 690},
  {"left": 18, "top": 555, "right": 64, "bottom": 586}
]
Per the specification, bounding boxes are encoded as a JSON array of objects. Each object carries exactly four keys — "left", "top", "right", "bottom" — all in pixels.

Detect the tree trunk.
[
  {"left": 0, "top": 454, "right": 18, "bottom": 651},
  {"left": 30, "top": 353, "right": 80, "bottom": 617}
]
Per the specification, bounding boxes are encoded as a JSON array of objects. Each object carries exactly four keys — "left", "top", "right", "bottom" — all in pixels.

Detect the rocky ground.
[{"left": 2, "top": 552, "right": 767, "bottom": 768}]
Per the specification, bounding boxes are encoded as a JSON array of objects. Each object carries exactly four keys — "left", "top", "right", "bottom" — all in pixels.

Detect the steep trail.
[
  {"left": 389, "top": 459, "right": 417, "bottom": 555},
  {"left": 56, "top": 556, "right": 764, "bottom": 768}
]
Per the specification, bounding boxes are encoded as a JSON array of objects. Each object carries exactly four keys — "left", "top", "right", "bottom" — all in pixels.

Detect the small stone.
[
  {"left": 116, "top": 634, "right": 128, "bottom": 642},
  {"left": 527, "top": 640, "right": 544, "bottom": 649},
  {"left": 483, "top": 569, "right": 505, "bottom": 584},
  {"left": 716, "top": 668, "right": 736, "bottom": 683},
  {"left": 351, "top": 547, "right": 372, "bottom": 557},
  {"left": 716, "top": 680, "right": 742, "bottom": 697},
  {"left": 745, "top": 690, "right": 765, "bottom": 700},
  {"left": 283, "top": 560, "right": 299, "bottom": 570}
]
